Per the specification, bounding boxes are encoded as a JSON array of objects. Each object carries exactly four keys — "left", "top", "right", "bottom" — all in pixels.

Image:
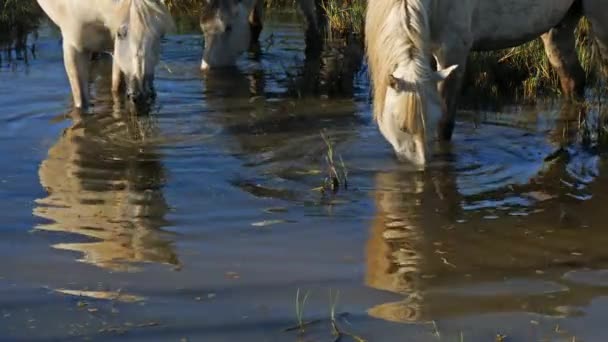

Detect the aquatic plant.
[{"left": 320, "top": 131, "right": 348, "bottom": 193}]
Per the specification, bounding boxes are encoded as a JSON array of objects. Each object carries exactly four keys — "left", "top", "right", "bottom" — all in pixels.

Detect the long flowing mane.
[
  {"left": 111, "top": 0, "right": 174, "bottom": 35},
  {"left": 365, "top": 0, "right": 434, "bottom": 129}
]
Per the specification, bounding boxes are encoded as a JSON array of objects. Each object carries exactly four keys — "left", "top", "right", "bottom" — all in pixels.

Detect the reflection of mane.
[
  {"left": 365, "top": 130, "right": 608, "bottom": 323},
  {"left": 366, "top": 171, "right": 428, "bottom": 322},
  {"left": 34, "top": 108, "right": 178, "bottom": 272}
]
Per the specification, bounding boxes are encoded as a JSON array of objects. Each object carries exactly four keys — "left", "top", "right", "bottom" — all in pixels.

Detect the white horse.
[
  {"left": 366, "top": 0, "right": 608, "bottom": 165},
  {"left": 37, "top": 0, "right": 174, "bottom": 108},
  {"left": 199, "top": 0, "right": 321, "bottom": 70}
]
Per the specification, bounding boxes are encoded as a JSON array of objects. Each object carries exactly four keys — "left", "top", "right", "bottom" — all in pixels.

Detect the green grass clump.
[
  {"left": 464, "top": 18, "right": 604, "bottom": 103},
  {"left": 321, "top": 0, "right": 365, "bottom": 37}
]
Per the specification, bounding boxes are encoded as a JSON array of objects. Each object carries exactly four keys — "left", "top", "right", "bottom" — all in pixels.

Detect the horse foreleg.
[
  {"left": 434, "top": 48, "right": 469, "bottom": 141},
  {"left": 541, "top": 14, "right": 585, "bottom": 100},
  {"left": 248, "top": 0, "right": 264, "bottom": 46},
  {"left": 298, "top": 0, "right": 324, "bottom": 51},
  {"left": 63, "top": 42, "right": 90, "bottom": 108},
  {"left": 112, "top": 57, "right": 124, "bottom": 95}
]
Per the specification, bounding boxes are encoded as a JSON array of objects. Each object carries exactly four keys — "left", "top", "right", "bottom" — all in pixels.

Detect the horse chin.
[{"left": 393, "top": 135, "right": 430, "bottom": 166}]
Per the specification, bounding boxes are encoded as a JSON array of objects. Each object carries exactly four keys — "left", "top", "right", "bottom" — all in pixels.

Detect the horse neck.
[
  {"left": 100, "top": 0, "right": 134, "bottom": 33},
  {"left": 401, "top": 0, "right": 433, "bottom": 81}
]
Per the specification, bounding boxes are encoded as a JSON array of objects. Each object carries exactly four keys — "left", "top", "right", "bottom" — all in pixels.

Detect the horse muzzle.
[{"left": 126, "top": 76, "right": 155, "bottom": 105}]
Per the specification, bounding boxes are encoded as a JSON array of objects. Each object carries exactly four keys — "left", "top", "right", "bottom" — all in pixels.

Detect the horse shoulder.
[{"left": 37, "top": 0, "right": 70, "bottom": 29}]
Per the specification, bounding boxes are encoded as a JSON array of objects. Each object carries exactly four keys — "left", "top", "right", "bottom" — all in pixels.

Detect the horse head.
[
  {"left": 379, "top": 61, "right": 457, "bottom": 166},
  {"left": 199, "top": 0, "right": 255, "bottom": 70},
  {"left": 113, "top": 0, "right": 174, "bottom": 105}
]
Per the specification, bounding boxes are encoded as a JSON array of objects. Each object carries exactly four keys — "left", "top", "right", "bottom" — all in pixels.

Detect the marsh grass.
[
  {"left": 312, "top": 1, "right": 605, "bottom": 102},
  {"left": 164, "top": 0, "right": 203, "bottom": 16},
  {"left": 0, "top": 0, "right": 43, "bottom": 48},
  {"left": 283, "top": 288, "right": 321, "bottom": 334},
  {"left": 284, "top": 289, "right": 366, "bottom": 341},
  {"left": 463, "top": 19, "right": 605, "bottom": 105},
  {"left": 321, "top": 0, "right": 365, "bottom": 37},
  {"left": 320, "top": 131, "right": 348, "bottom": 193}
]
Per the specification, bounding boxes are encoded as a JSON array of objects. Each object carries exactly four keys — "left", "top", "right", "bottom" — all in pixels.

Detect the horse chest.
[{"left": 78, "top": 23, "right": 113, "bottom": 52}]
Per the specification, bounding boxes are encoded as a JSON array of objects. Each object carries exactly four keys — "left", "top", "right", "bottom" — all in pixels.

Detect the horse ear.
[{"left": 434, "top": 64, "right": 458, "bottom": 82}]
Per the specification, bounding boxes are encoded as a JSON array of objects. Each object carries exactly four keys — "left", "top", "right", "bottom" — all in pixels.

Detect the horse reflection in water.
[
  {"left": 366, "top": 104, "right": 608, "bottom": 323},
  {"left": 34, "top": 62, "right": 178, "bottom": 272}
]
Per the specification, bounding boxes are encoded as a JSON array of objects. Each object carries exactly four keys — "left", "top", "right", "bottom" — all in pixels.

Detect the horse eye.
[
  {"left": 388, "top": 74, "right": 400, "bottom": 90},
  {"left": 117, "top": 25, "right": 128, "bottom": 40},
  {"left": 225, "top": 25, "right": 233, "bottom": 33}
]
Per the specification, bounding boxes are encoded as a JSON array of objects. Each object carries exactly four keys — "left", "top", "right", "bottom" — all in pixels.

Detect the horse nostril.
[{"left": 127, "top": 91, "right": 141, "bottom": 101}]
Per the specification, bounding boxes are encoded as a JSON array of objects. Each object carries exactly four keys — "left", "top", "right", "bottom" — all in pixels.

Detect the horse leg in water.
[
  {"left": 62, "top": 41, "right": 91, "bottom": 108},
  {"left": 434, "top": 41, "right": 472, "bottom": 141},
  {"left": 112, "top": 57, "right": 124, "bottom": 94},
  {"left": 541, "top": 9, "right": 585, "bottom": 99},
  {"left": 583, "top": 0, "right": 608, "bottom": 66},
  {"left": 249, "top": 0, "right": 264, "bottom": 45}
]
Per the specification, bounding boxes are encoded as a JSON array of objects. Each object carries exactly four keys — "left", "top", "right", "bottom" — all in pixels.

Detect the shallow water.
[{"left": 2, "top": 13, "right": 608, "bottom": 341}]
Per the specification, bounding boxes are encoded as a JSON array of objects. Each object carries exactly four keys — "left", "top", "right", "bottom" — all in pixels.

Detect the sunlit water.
[{"left": 1, "top": 13, "right": 608, "bottom": 341}]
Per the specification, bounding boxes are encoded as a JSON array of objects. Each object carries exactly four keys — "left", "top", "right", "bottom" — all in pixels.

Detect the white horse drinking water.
[
  {"left": 199, "top": 0, "right": 321, "bottom": 70},
  {"left": 366, "top": 0, "right": 608, "bottom": 165},
  {"left": 37, "top": 0, "right": 174, "bottom": 108}
]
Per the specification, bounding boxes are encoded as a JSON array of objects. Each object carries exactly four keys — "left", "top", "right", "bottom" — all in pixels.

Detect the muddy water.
[{"left": 1, "top": 13, "right": 608, "bottom": 341}]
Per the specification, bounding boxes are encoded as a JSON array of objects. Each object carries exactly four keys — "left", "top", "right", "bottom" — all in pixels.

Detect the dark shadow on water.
[{"left": 285, "top": 34, "right": 364, "bottom": 99}]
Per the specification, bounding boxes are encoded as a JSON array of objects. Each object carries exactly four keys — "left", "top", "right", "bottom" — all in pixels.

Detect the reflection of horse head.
[
  {"left": 34, "top": 103, "right": 178, "bottom": 272},
  {"left": 366, "top": 167, "right": 460, "bottom": 322},
  {"left": 365, "top": 112, "right": 608, "bottom": 323}
]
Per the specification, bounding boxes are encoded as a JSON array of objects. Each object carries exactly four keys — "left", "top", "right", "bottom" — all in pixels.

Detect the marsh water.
[{"left": 2, "top": 12, "right": 608, "bottom": 341}]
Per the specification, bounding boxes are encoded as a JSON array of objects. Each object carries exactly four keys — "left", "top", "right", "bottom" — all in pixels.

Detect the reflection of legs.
[
  {"left": 434, "top": 47, "right": 469, "bottom": 141},
  {"left": 63, "top": 41, "right": 90, "bottom": 108},
  {"left": 541, "top": 14, "right": 585, "bottom": 99}
]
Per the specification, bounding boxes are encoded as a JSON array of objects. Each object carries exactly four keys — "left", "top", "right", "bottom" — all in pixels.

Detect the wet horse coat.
[
  {"left": 37, "top": 0, "right": 173, "bottom": 108},
  {"left": 365, "top": 0, "right": 608, "bottom": 165}
]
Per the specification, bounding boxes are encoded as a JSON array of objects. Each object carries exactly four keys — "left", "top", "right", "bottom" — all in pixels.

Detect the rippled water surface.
[{"left": 2, "top": 14, "right": 608, "bottom": 341}]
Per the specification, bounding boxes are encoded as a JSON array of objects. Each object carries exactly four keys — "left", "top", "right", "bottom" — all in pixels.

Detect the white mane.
[
  {"left": 108, "top": 0, "right": 174, "bottom": 35},
  {"left": 366, "top": 0, "right": 435, "bottom": 122}
]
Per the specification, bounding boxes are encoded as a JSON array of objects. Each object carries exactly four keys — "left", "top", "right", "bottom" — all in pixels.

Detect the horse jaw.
[
  {"left": 378, "top": 64, "right": 457, "bottom": 166},
  {"left": 378, "top": 102, "right": 429, "bottom": 166}
]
